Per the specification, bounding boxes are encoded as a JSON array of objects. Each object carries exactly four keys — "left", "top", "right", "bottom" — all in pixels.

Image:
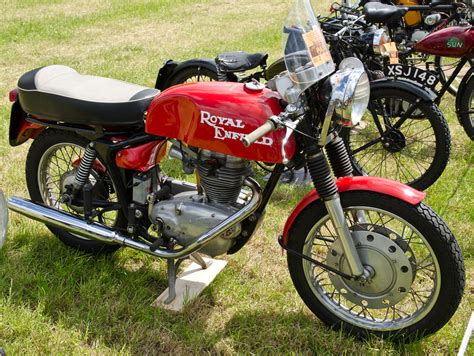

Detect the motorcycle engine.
[{"left": 150, "top": 148, "right": 253, "bottom": 257}]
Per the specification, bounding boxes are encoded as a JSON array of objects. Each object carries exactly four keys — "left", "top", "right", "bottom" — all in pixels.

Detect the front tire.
[
  {"left": 287, "top": 191, "right": 464, "bottom": 340},
  {"left": 26, "top": 129, "right": 124, "bottom": 253}
]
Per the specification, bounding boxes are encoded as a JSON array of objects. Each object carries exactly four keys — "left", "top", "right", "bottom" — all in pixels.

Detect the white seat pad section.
[
  {"left": 17, "top": 65, "right": 160, "bottom": 126},
  {"left": 32, "top": 65, "right": 153, "bottom": 103}
]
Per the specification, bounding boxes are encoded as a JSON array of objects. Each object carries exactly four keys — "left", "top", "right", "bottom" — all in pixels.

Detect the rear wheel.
[
  {"left": 287, "top": 191, "right": 465, "bottom": 340},
  {"left": 26, "top": 129, "right": 125, "bottom": 253},
  {"left": 341, "top": 87, "right": 451, "bottom": 191},
  {"left": 168, "top": 66, "right": 218, "bottom": 86}
]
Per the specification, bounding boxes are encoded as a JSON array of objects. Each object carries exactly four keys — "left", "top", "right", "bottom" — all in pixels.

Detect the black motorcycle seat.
[
  {"left": 215, "top": 52, "right": 269, "bottom": 73},
  {"left": 17, "top": 65, "right": 160, "bottom": 127},
  {"left": 363, "top": 3, "right": 408, "bottom": 26}
]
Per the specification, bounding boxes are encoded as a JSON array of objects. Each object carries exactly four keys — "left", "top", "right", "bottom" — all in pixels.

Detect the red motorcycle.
[{"left": 4, "top": 0, "right": 464, "bottom": 340}]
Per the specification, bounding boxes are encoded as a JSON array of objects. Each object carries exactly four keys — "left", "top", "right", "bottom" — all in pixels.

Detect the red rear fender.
[{"left": 282, "top": 176, "right": 426, "bottom": 243}]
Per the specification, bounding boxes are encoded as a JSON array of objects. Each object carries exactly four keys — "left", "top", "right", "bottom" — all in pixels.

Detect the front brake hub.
[
  {"left": 326, "top": 229, "right": 414, "bottom": 309},
  {"left": 382, "top": 129, "right": 406, "bottom": 153}
]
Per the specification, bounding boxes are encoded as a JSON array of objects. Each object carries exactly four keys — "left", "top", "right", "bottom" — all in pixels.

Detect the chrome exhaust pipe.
[{"left": 7, "top": 178, "right": 262, "bottom": 259}]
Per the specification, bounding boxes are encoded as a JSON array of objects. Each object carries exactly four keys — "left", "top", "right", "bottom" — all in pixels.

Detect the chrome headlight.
[{"left": 328, "top": 57, "right": 370, "bottom": 127}]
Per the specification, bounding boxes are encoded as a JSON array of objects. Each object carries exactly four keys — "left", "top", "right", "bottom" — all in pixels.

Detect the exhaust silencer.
[{"left": 7, "top": 178, "right": 261, "bottom": 259}]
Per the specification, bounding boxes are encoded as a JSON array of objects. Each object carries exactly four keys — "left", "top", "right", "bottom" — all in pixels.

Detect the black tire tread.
[{"left": 287, "top": 191, "right": 464, "bottom": 340}]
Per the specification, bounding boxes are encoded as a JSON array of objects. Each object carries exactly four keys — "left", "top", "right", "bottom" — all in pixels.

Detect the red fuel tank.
[
  {"left": 145, "top": 82, "right": 296, "bottom": 164},
  {"left": 415, "top": 26, "right": 474, "bottom": 58}
]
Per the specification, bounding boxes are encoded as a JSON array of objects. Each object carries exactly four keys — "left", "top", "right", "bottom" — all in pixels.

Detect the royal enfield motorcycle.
[{"left": 5, "top": 0, "right": 464, "bottom": 340}]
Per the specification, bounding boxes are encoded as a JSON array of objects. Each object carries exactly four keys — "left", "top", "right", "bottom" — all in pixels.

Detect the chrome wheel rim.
[{"left": 302, "top": 206, "right": 441, "bottom": 331}]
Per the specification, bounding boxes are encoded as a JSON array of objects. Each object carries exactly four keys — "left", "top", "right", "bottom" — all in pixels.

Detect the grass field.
[{"left": 0, "top": 0, "right": 472, "bottom": 354}]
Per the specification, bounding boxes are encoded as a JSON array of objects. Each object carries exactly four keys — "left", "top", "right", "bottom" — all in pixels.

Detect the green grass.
[{"left": 0, "top": 0, "right": 472, "bottom": 354}]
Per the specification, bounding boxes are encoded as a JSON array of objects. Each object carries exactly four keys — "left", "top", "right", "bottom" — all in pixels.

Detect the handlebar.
[{"left": 242, "top": 119, "right": 276, "bottom": 147}]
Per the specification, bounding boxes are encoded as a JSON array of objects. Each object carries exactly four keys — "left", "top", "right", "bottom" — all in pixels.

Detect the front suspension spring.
[
  {"left": 73, "top": 144, "right": 97, "bottom": 192},
  {"left": 325, "top": 135, "right": 353, "bottom": 178},
  {"left": 306, "top": 151, "right": 338, "bottom": 199}
]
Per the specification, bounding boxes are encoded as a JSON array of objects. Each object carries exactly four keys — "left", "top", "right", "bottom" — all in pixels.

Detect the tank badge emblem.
[
  {"left": 200, "top": 111, "right": 273, "bottom": 146},
  {"left": 446, "top": 37, "right": 463, "bottom": 49}
]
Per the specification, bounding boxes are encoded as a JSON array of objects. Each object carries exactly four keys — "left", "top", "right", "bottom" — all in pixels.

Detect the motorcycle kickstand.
[
  {"left": 189, "top": 252, "right": 211, "bottom": 269},
  {"left": 164, "top": 258, "right": 185, "bottom": 304},
  {"left": 163, "top": 253, "right": 211, "bottom": 304}
]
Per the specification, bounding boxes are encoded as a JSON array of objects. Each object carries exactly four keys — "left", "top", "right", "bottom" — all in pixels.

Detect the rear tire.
[
  {"left": 287, "top": 191, "right": 465, "bottom": 340},
  {"left": 26, "top": 129, "right": 124, "bottom": 253}
]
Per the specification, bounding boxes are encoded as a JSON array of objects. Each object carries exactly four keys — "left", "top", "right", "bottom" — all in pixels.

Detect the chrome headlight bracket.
[{"left": 319, "top": 58, "right": 370, "bottom": 146}]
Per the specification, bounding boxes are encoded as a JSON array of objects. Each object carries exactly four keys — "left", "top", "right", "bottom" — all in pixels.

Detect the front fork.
[{"left": 307, "top": 135, "right": 366, "bottom": 278}]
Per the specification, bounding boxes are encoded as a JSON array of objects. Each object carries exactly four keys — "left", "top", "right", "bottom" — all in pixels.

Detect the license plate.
[{"left": 384, "top": 64, "right": 439, "bottom": 90}]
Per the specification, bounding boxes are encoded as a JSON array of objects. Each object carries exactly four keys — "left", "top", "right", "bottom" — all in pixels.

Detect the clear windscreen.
[{"left": 283, "top": 0, "right": 335, "bottom": 91}]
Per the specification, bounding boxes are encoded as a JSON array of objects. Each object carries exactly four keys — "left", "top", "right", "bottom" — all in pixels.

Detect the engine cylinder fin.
[
  {"left": 197, "top": 151, "right": 253, "bottom": 204},
  {"left": 198, "top": 163, "right": 252, "bottom": 204}
]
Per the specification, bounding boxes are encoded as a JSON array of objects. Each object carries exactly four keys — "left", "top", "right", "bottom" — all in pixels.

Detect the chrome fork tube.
[
  {"left": 324, "top": 197, "right": 364, "bottom": 277},
  {"left": 306, "top": 149, "right": 364, "bottom": 277}
]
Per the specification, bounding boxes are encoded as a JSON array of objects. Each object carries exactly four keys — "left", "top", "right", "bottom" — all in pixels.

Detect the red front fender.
[{"left": 282, "top": 176, "right": 426, "bottom": 243}]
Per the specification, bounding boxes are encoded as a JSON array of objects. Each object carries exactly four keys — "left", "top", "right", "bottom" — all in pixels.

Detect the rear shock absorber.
[
  {"left": 325, "top": 134, "right": 353, "bottom": 178},
  {"left": 73, "top": 143, "right": 97, "bottom": 193}
]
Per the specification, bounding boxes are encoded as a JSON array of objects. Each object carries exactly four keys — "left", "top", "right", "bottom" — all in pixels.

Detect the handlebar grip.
[{"left": 242, "top": 120, "right": 276, "bottom": 147}]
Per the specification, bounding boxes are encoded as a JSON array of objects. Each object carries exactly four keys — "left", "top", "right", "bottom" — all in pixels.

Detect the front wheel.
[{"left": 287, "top": 191, "right": 464, "bottom": 340}]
